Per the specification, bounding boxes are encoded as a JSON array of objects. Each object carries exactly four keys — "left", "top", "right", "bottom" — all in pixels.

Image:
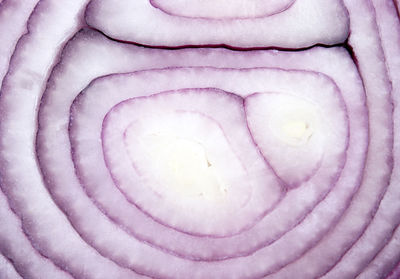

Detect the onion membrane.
[{"left": 0, "top": 0, "right": 399, "bottom": 278}]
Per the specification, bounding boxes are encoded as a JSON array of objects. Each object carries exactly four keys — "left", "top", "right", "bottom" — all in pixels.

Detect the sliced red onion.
[
  {"left": 1, "top": 26, "right": 369, "bottom": 278},
  {"left": 85, "top": 0, "right": 349, "bottom": 48},
  {"left": 34, "top": 29, "right": 366, "bottom": 277},
  {"left": 0, "top": 0, "right": 399, "bottom": 278},
  {"left": 67, "top": 59, "right": 361, "bottom": 261},
  {"left": 101, "top": 88, "right": 282, "bottom": 237}
]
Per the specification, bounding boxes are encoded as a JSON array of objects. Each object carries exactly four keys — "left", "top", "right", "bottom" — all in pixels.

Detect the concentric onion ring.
[
  {"left": 149, "top": 0, "right": 295, "bottom": 20},
  {"left": 85, "top": 0, "right": 350, "bottom": 48}
]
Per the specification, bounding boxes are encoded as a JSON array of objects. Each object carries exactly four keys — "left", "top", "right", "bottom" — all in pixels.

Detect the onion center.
[
  {"left": 137, "top": 133, "right": 227, "bottom": 200},
  {"left": 281, "top": 120, "right": 311, "bottom": 142},
  {"left": 268, "top": 96, "right": 320, "bottom": 146}
]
